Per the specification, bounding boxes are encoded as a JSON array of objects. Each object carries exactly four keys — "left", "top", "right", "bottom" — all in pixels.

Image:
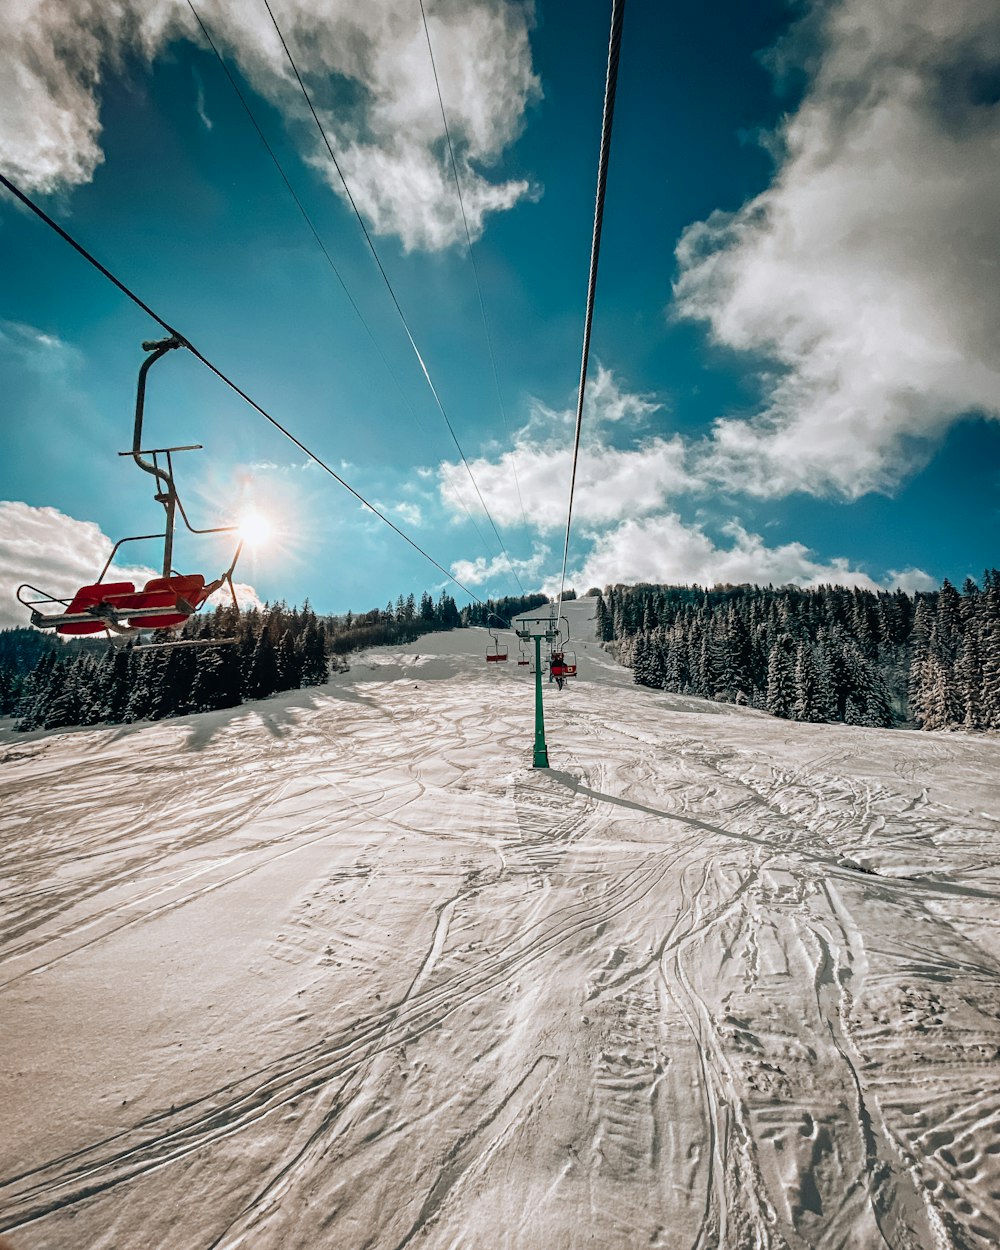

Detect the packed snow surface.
[{"left": 2, "top": 599, "right": 999, "bottom": 1249}]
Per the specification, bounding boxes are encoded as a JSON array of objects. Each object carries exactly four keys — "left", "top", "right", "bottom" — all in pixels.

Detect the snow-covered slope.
[{"left": 2, "top": 599, "right": 998, "bottom": 1249}]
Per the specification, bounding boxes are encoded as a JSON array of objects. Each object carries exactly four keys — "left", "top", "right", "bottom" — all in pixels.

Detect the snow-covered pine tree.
[
  {"left": 276, "top": 629, "right": 301, "bottom": 691},
  {"left": 975, "top": 573, "right": 1000, "bottom": 725},
  {"left": 721, "top": 605, "right": 752, "bottom": 703},
  {"left": 16, "top": 650, "right": 57, "bottom": 730},
  {"left": 843, "top": 643, "right": 894, "bottom": 727},
  {"left": 765, "top": 635, "right": 795, "bottom": 719},
  {"left": 661, "top": 624, "right": 685, "bottom": 692},
  {"left": 42, "top": 660, "right": 81, "bottom": 729},
  {"left": 244, "top": 630, "right": 279, "bottom": 701},
  {"left": 123, "top": 651, "right": 162, "bottom": 723},
  {"left": 103, "top": 645, "right": 135, "bottom": 723},
  {"left": 955, "top": 627, "right": 983, "bottom": 729},
  {"left": 152, "top": 646, "right": 197, "bottom": 719},
  {"left": 698, "top": 628, "right": 724, "bottom": 699},
  {"left": 0, "top": 665, "right": 20, "bottom": 716},
  {"left": 632, "top": 634, "right": 659, "bottom": 688},
  {"left": 935, "top": 578, "right": 962, "bottom": 663},
  {"left": 792, "top": 643, "right": 827, "bottom": 722},
  {"left": 299, "top": 621, "right": 328, "bottom": 686}
]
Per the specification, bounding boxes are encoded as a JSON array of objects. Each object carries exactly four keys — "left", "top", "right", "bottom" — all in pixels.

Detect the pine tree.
[
  {"left": 632, "top": 634, "right": 661, "bottom": 688},
  {"left": 16, "top": 650, "right": 55, "bottom": 730},
  {"left": 0, "top": 665, "right": 21, "bottom": 716},
  {"left": 913, "top": 655, "right": 957, "bottom": 731},
  {"left": 299, "top": 622, "right": 328, "bottom": 686},
  {"left": 979, "top": 615, "right": 1000, "bottom": 730},
  {"left": 244, "top": 630, "right": 279, "bottom": 701},
  {"left": 152, "top": 647, "right": 197, "bottom": 719},
  {"left": 765, "top": 636, "right": 795, "bottom": 719},
  {"left": 792, "top": 643, "right": 828, "bottom": 723},
  {"left": 42, "top": 660, "right": 82, "bottom": 729},
  {"left": 722, "top": 606, "right": 752, "bottom": 701},
  {"left": 190, "top": 646, "right": 242, "bottom": 711},
  {"left": 843, "top": 644, "right": 894, "bottom": 727},
  {"left": 103, "top": 646, "right": 134, "bottom": 723},
  {"left": 935, "top": 579, "right": 962, "bottom": 662},
  {"left": 955, "top": 627, "right": 983, "bottom": 729},
  {"left": 124, "top": 651, "right": 162, "bottom": 723},
  {"left": 276, "top": 629, "right": 301, "bottom": 691}
]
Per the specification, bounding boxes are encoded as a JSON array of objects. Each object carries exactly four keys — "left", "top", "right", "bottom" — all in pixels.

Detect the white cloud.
[
  {"left": 438, "top": 367, "right": 942, "bottom": 595},
  {"left": 451, "top": 544, "right": 549, "bottom": 589},
  {"left": 0, "top": 320, "right": 80, "bottom": 371},
  {"left": 220, "top": 580, "right": 263, "bottom": 612},
  {"left": 560, "top": 514, "right": 931, "bottom": 595},
  {"left": 883, "top": 567, "right": 939, "bottom": 594},
  {"left": 393, "top": 502, "right": 423, "bottom": 527},
  {"left": 439, "top": 366, "right": 700, "bottom": 530},
  {"left": 0, "top": 0, "right": 538, "bottom": 252},
  {"left": 192, "top": 65, "right": 212, "bottom": 131},
  {"left": 674, "top": 0, "right": 1000, "bottom": 499},
  {"left": 0, "top": 501, "right": 261, "bottom": 629}
]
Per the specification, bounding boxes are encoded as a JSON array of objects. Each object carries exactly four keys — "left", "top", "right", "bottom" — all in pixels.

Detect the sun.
[{"left": 239, "top": 509, "right": 273, "bottom": 547}]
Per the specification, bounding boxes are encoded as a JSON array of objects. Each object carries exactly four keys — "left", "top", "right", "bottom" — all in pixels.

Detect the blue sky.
[{"left": 2, "top": 0, "right": 998, "bottom": 626}]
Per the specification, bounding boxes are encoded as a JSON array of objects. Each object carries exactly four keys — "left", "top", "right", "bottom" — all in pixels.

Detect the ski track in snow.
[{"left": 1, "top": 600, "right": 999, "bottom": 1249}]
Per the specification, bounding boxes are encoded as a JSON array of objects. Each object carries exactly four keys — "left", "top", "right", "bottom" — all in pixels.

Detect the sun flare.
[{"left": 239, "top": 510, "right": 272, "bottom": 547}]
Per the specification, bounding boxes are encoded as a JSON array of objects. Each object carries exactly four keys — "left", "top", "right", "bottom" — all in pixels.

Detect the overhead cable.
[
  {"left": 185, "top": 5, "right": 412, "bottom": 420},
  {"left": 418, "top": 0, "right": 530, "bottom": 534},
  {"left": 555, "top": 0, "right": 626, "bottom": 626},
  {"left": 0, "top": 170, "right": 484, "bottom": 604},
  {"left": 260, "top": 0, "right": 526, "bottom": 596},
  {"left": 184, "top": 1, "right": 496, "bottom": 559}
]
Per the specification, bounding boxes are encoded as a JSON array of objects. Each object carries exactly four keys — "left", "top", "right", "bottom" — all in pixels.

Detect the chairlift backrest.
[{"left": 56, "top": 582, "right": 136, "bottom": 636}]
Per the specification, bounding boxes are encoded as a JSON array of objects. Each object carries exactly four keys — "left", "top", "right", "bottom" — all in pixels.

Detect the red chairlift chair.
[
  {"left": 18, "top": 337, "right": 243, "bottom": 643},
  {"left": 486, "top": 625, "right": 508, "bottom": 662}
]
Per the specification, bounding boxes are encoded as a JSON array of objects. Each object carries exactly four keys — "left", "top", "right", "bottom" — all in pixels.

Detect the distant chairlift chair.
[{"left": 486, "top": 626, "right": 508, "bottom": 663}]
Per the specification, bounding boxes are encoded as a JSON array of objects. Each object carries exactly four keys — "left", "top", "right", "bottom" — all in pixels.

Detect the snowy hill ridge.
[{"left": 1, "top": 598, "right": 999, "bottom": 1248}]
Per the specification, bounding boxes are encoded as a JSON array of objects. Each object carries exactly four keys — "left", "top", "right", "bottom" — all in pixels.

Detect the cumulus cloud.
[
  {"left": 451, "top": 544, "right": 549, "bottom": 589},
  {"left": 440, "top": 366, "right": 700, "bottom": 530},
  {"left": 560, "top": 514, "right": 930, "bottom": 596},
  {"left": 393, "top": 502, "right": 423, "bottom": 527},
  {"left": 0, "top": 0, "right": 538, "bottom": 251},
  {"left": 0, "top": 501, "right": 260, "bottom": 629},
  {"left": 674, "top": 0, "right": 1000, "bottom": 499},
  {"left": 437, "top": 367, "right": 937, "bottom": 595}
]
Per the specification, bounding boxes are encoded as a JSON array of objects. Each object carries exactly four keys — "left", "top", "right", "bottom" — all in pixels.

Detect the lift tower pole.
[{"left": 515, "top": 615, "right": 560, "bottom": 768}]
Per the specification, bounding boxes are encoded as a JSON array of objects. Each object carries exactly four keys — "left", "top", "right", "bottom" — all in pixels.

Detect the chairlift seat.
[
  {"left": 57, "top": 582, "right": 136, "bottom": 635},
  {"left": 123, "top": 574, "right": 209, "bottom": 628}
]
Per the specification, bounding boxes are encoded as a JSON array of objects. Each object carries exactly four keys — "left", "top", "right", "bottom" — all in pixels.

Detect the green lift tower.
[{"left": 514, "top": 614, "right": 561, "bottom": 768}]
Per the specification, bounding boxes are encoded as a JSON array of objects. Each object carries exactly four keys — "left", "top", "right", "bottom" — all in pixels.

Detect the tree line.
[
  {"left": 1, "top": 588, "right": 465, "bottom": 732},
  {"left": 463, "top": 592, "right": 550, "bottom": 627},
  {"left": 595, "top": 573, "right": 1000, "bottom": 731}
]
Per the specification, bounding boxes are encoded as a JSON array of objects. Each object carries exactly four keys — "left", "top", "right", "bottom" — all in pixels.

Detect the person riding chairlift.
[{"left": 550, "top": 650, "right": 567, "bottom": 691}]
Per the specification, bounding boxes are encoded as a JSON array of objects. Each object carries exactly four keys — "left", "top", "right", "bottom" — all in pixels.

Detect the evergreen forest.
[
  {"left": 3, "top": 577, "right": 999, "bottom": 736},
  {"left": 594, "top": 574, "right": 1000, "bottom": 731},
  {"left": 1, "top": 589, "right": 467, "bottom": 732}
]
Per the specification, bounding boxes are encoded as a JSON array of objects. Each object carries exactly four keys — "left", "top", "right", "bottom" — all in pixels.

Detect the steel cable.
[
  {"left": 260, "top": 0, "right": 525, "bottom": 595},
  {"left": 0, "top": 170, "right": 485, "bottom": 604},
  {"left": 555, "top": 0, "right": 626, "bottom": 627}
]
